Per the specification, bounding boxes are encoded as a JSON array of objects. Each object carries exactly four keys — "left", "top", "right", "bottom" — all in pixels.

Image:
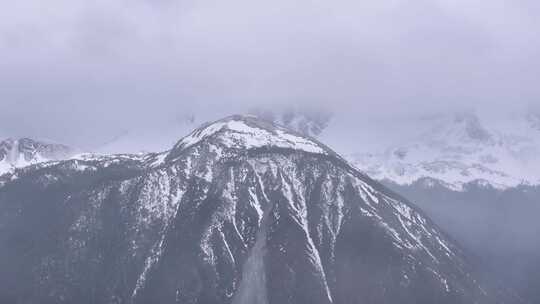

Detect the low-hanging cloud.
[{"left": 0, "top": 0, "right": 539, "bottom": 147}]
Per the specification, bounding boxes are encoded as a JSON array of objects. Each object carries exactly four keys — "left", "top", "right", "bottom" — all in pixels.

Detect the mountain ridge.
[{"left": 0, "top": 114, "right": 513, "bottom": 304}]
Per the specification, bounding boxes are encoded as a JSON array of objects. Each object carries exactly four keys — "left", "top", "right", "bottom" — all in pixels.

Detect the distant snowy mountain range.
[
  {"left": 3, "top": 110, "right": 540, "bottom": 192},
  {"left": 0, "top": 138, "right": 78, "bottom": 175},
  {"left": 349, "top": 111, "right": 540, "bottom": 191}
]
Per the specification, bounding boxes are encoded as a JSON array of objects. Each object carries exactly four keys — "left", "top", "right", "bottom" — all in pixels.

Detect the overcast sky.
[{"left": 1, "top": 0, "right": 539, "bottom": 150}]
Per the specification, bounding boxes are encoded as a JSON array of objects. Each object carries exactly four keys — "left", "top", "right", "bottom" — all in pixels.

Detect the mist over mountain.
[
  {"left": 386, "top": 180, "right": 540, "bottom": 303},
  {"left": 0, "top": 138, "right": 77, "bottom": 175},
  {"left": 95, "top": 114, "right": 199, "bottom": 154},
  {"left": 1, "top": 0, "right": 538, "bottom": 302},
  {"left": 0, "top": 111, "right": 537, "bottom": 303},
  {"left": 0, "top": 115, "right": 515, "bottom": 304},
  {"left": 349, "top": 110, "right": 540, "bottom": 189},
  {"left": 247, "top": 108, "right": 333, "bottom": 137},
  {"left": 345, "top": 111, "right": 540, "bottom": 303},
  {"left": 1, "top": 0, "right": 539, "bottom": 149}
]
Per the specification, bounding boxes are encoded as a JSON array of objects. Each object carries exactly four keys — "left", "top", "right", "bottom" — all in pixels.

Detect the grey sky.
[{"left": 1, "top": 0, "right": 539, "bottom": 149}]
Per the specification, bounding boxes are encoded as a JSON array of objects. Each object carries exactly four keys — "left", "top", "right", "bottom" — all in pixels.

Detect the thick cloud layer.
[{"left": 0, "top": 0, "right": 538, "bottom": 148}]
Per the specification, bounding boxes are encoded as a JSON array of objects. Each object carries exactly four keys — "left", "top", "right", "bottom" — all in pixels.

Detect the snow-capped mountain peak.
[
  {"left": 0, "top": 137, "right": 76, "bottom": 175},
  {"left": 171, "top": 115, "right": 329, "bottom": 155},
  {"left": 351, "top": 111, "right": 540, "bottom": 190}
]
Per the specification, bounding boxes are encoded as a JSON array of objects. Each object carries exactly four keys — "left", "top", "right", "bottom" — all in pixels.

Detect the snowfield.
[{"left": 348, "top": 112, "right": 540, "bottom": 191}]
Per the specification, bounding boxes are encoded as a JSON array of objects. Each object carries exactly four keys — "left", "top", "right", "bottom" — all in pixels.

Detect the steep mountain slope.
[
  {"left": 384, "top": 178, "right": 540, "bottom": 304},
  {"left": 0, "top": 138, "right": 77, "bottom": 175},
  {"left": 0, "top": 115, "right": 511, "bottom": 304}
]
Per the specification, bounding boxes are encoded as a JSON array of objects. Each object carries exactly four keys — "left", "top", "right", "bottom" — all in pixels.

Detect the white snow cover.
[
  {"left": 0, "top": 143, "right": 45, "bottom": 174},
  {"left": 0, "top": 138, "right": 77, "bottom": 176},
  {"left": 349, "top": 112, "right": 540, "bottom": 190},
  {"left": 173, "top": 115, "right": 327, "bottom": 155}
]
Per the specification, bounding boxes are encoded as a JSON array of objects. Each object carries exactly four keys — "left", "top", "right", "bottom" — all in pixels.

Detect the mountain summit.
[
  {"left": 169, "top": 115, "right": 331, "bottom": 155},
  {"left": 0, "top": 115, "right": 514, "bottom": 304}
]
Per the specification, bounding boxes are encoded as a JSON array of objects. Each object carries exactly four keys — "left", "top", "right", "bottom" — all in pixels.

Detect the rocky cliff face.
[{"left": 0, "top": 115, "right": 512, "bottom": 304}]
